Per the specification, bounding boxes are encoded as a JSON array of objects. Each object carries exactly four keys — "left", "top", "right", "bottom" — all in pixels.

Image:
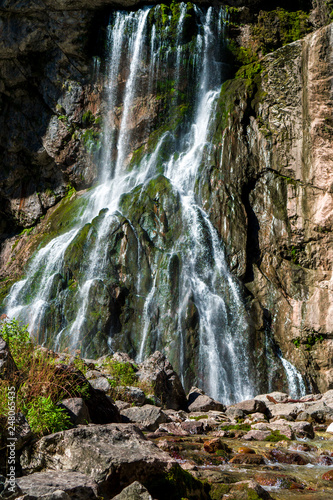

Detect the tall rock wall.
[
  {"left": 200, "top": 22, "right": 333, "bottom": 392},
  {"left": 1, "top": 0, "right": 333, "bottom": 392}
]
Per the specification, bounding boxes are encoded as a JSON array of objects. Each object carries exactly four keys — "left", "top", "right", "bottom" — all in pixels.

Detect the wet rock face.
[
  {"left": 202, "top": 22, "right": 333, "bottom": 393},
  {"left": 0, "top": 5, "right": 104, "bottom": 239}
]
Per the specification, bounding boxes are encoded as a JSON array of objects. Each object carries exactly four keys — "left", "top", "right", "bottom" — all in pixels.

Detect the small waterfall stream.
[{"left": 3, "top": 4, "right": 305, "bottom": 403}]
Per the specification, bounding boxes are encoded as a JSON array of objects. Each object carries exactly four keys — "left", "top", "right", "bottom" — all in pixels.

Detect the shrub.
[{"left": 24, "top": 396, "right": 71, "bottom": 436}]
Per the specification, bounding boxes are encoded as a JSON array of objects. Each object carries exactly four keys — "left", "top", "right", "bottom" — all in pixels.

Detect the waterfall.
[{"left": 3, "top": 4, "right": 305, "bottom": 403}]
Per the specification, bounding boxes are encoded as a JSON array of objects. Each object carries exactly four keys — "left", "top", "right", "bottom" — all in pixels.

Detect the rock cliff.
[{"left": 1, "top": 0, "right": 333, "bottom": 394}]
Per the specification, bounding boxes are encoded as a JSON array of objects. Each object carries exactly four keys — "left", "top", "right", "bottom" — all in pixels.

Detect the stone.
[
  {"left": 255, "top": 392, "right": 289, "bottom": 403},
  {"left": 290, "top": 421, "right": 314, "bottom": 439},
  {"left": 112, "top": 481, "right": 153, "bottom": 500},
  {"left": 20, "top": 424, "right": 176, "bottom": 495},
  {"left": 254, "top": 472, "right": 303, "bottom": 489},
  {"left": 303, "top": 401, "right": 333, "bottom": 423},
  {"left": 51, "top": 364, "right": 120, "bottom": 424},
  {"left": 243, "top": 430, "right": 272, "bottom": 441},
  {"left": 117, "top": 386, "right": 146, "bottom": 406},
  {"left": 268, "top": 449, "right": 309, "bottom": 465},
  {"left": 187, "top": 387, "right": 225, "bottom": 413},
  {"left": 322, "top": 470, "right": 333, "bottom": 481},
  {"left": 157, "top": 422, "right": 189, "bottom": 436},
  {"left": 231, "top": 398, "right": 267, "bottom": 415},
  {"left": 58, "top": 398, "right": 91, "bottom": 425},
  {"left": 115, "top": 400, "right": 131, "bottom": 411},
  {"left": 137, "top": 352, "right": 187, "bottom": 410},
  {"left": 163, "top": 409, "right": 187, "bottom": 422},
  {"left": 85, "top": 370, "right": 103, "bottom": 380},
  {"left": 244, "top": 412, "right": 267, "bottom": 423},
  {"left": 16, "top": 471, "right": 99, "bottom": 499},
  {"left": 326, "top": 422, "right": 333, "bottom": 433},
  {"left": 89, "top": 376, "right": 111, "bottom": 393},
  {"left": 225, "top": 407, "right": 245, "bottom": 420},
  {"left": 266, "top": 420, "right": 295, "bottom": 440},
  {"left": 267, "top": 403, "right": 303, "bottom": 420},
  {"left": 237, "top": 447, "right": 255, "bottom": 454},
  {"left": 0, "top": 335, "right": 17, "bottom": 379},
  {"left": 120, "top": 405, "right": 170, "bottom": 431},
  {"left": 180, "top": 420, "right": 204, "bottom": 434},
  {"left": 228, "top": 480, "right": 273, "bottom": 500},
  {"left": 203, "top": 438, "right": 231, "bottom": 454},
  {"left": 229, "top": 454, "right": 265, "bottom": 465}
]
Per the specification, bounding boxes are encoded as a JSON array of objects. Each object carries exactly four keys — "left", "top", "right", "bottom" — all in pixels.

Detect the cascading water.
[{"left": 3, "top": 4, "right": 305, "bottom": 403}]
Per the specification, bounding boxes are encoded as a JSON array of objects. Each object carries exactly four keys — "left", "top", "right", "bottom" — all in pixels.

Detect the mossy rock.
[{"left": 145, "top": 464, "right": 209, "bottom": 500}]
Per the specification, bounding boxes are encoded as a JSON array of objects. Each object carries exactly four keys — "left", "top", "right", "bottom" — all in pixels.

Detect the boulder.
[
  {"left": 115, "top": 400, "right": 131, "bottom": 411},
  {"left": 203, "top": 438, "right": 231, "bottom": 454},
  {"left": 58, "top": 398, "right": 91, "bottom": 426},
  {"left": 16, "top": 471, "right": 99, "bottom": 499},
  {"left": 187, "top": 387, "right": 225, "bottom": 413},
  {"left": 322, "top": 470, "right": 333, "bottom": 481},
  {"left": 112, "top": 481, "right": 153, "bottom": 500},
  {"left": 0, "top": 335, "right": 17, "bottom": 379},
  {"left": 266, "top": 420, "right": 295, "bottom": 440},
  {"left": 20, "top": 424, "right": 176, "bottom": 496},
  {"left": 255, "top": 392, "right": 289, "bottom": 403},
  {"left": 268, "top": 449, "right": 309, "bottom": 465},
  {"left": 51, "top": 364, "right": 120, "bottom": 424},
  {"left": 243, "top": 430, "right": 272, "bottom": 441},
  {"left": 180, "top": 420, "right": 205, "bottom": 434},
  {"left": 303, "top": 401, "right": 333, "bottom": 423},
  {"left": 231, "top": 399, "right": 267, "bottom": 415},
  {"left": 266, "top": 403, "right": 304, "bottom": 420},
  {"left": 290, "top": 421, "right": 314, "bottom": 439},
  {"left": 117, "top": 386, "right": 146, "bottom": 406},
  {"left": 225, "top": 407, "right": 245, "bottom": 420},
  {"left": 137, "top": 352, "right": 187, "bottom": 410},
  {"left": 89, "top": 376, "right": 111, "bottom": 393},
  {"left": 120, "top": 405, "right": 170, "bottom": 431}
]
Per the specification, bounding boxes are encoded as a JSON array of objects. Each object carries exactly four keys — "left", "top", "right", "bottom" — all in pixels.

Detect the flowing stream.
[{"left": 3, "top": 5, "right": 305, "bottom": 403}]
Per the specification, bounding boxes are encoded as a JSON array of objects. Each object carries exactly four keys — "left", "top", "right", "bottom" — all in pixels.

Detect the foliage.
[
  {"left": 82, "top": 110, "right": 95, "bottom": 127},
  {"left": 292, "top": 333, "right": 324, "bottom": 351},
  {"left": 252, "top": 8, "right": 311, "bottom": 55},
  {"left": 0, "top": 318, "right": 89, "bottom": 436},
  {"left": 24, "top": 396, "right": 71, "bottom": 436},
  {"left": 0, "top": 318, "right": 33, "bottom": 370}
]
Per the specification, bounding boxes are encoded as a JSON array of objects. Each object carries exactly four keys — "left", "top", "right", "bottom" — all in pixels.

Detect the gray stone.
[
  {"left": 187, "top": 387, "right": 225, "bottom": 413},
  {"left": 118, "top": 386, "right": 146, "bottom": 406},
  {"left": 89, "top": 376, "right": 111, "bottom": 393},
  {"left": 243, "top": 430, "right": 272, "bottom": 441},
  {"left": 20, "top": 424, "right": 176, "bottom": 495},
  {"left": 16, "top": 471, "right": 99, "bottom": 499},
  {"left": 112, "top": 481, "right": 153, "bottom": 500},
  {"left": 232, "top": 399, "right": 267, "bottom": 415},
  {"left": 138, "top": 352, "right": 187, "bottom": 410},
  {"left": 290, "top": 421, "right": 314, "bottom": 439},
  {"left": 120, "top": 405, "right": 170, "bottom": 431},
  {"left": 58, "top": 398, "right": 91, "bottom": 425},
  {"left": 85, "top": 370, "right": 103, "bottom": 380},
  {"left": 225, "top": 407, "right": 245, "bottom": 420}
]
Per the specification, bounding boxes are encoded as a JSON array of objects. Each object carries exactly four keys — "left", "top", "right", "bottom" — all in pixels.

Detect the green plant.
[
  {"left": 82, "top": 110, "right": 95, "bottom": 127},
  {"left": 220, "top": 423, "right": 251, "bottom": 431},
  {"left": 24, "top": 395, "right": 71, "bottom": 436},
  {"left": 0, "top": 318, "right": 33, "bottom": 370},
  {"left": 292, "top": 338, "right": 301, "bottom": 348}
]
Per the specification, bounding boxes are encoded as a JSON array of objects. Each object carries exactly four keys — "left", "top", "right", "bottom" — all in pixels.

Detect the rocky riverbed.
[{"left": 1, "top": 339, "right": 333, "bottom": 500}]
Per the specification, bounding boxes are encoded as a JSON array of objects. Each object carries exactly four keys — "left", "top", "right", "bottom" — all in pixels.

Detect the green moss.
[
  {"left": 189, "top": 414, "right": 208, "bottom": 421},
  {"left": 145, "top": 464, "right": 208, "bottom": 500},
  {"left": 221, "top": 423, "right": 251, "bottom": 431},
  {"left": 252, "top": 8, "right": 311, "bottom": 55},
  {"left": 209, "top": 484, "right": 230, "bottom": 500},
  {"left": 82, "top": 129, "right": 101, "bottom": 153},
  {"left": 82, "top": 110, "right": 95, "bottom": 127},
  {"left": 264, "top": 430, "right": 290, "bottom": 442}
]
